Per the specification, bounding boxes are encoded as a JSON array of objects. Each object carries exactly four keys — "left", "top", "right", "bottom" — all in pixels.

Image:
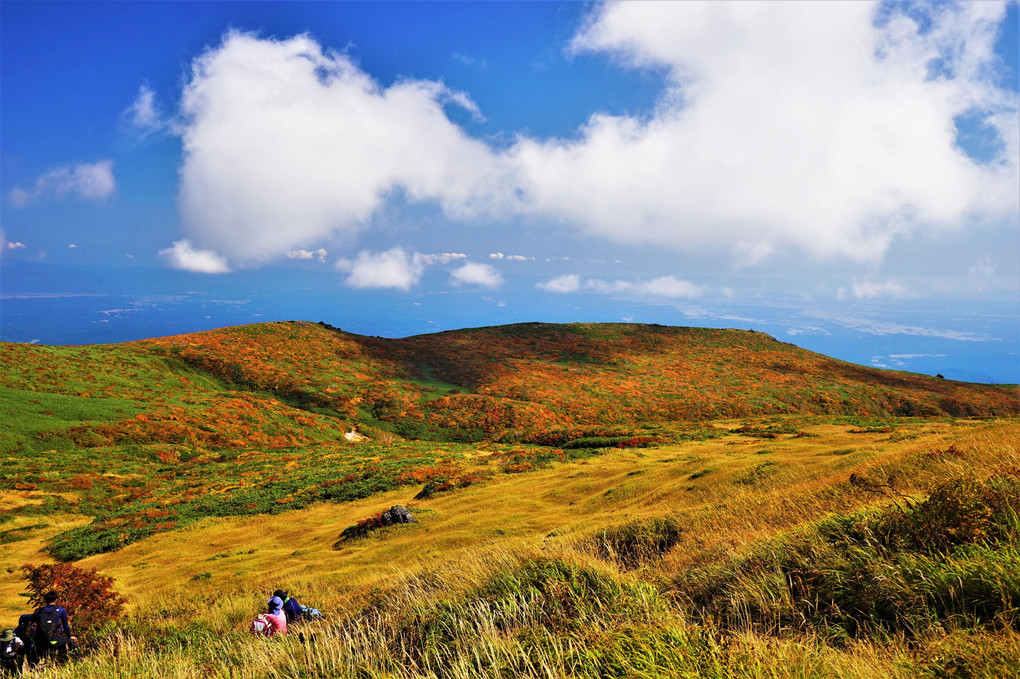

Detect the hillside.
[
  {"left": 1, "top": 321, "right": 1017, "bottom": 561},
  {"left": 1, "top": 321, "right": 1018, "bottom": 678}
]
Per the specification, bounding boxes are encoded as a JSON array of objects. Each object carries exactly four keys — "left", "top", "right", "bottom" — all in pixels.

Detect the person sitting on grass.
[
  {"left": 273, "top": 590, "right": 303, "bottom": 625},
  {"left": 266, "top": 596, "right": 287, "bottom": 636},
  {"left": 249, "top": 597, "right": 287, "bottom": 639}
]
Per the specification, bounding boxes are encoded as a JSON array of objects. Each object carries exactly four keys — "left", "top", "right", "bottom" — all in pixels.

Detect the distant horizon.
[
  {"left": 2, "top": 260, "right": 1015, "bottom": 386},
  {"left": 2, "top": 1, "right": 1018, "bottom": 384}
]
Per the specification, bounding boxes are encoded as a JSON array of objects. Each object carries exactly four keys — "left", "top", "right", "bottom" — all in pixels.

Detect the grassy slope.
[
  {"left": 2, "top": 417, "right": 1016, "bottom": 678},
  {"left": 1, "top": 321, "right": 1018, "bottom": 676},
  {"left": 139, "top": 321, "right": 1020, "bottom": 434},
  {"left": 3, "top": 320, "right": 1015, "bottom": 563}
]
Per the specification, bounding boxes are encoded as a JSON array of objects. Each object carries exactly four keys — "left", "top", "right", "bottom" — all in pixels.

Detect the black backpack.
[
  {"left": 36, "top": 607, "right": 60, "bottom": 642},
  {"left": 0, "top": 638, "right": 17, "bottom": 659},
  {"left": 15, "top": 615, "right": 34, "bottom": 640}
]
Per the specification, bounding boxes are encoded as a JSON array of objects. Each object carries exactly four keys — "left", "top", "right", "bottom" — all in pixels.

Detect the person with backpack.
[
  {"left": 249, "top": 597, "right": 287, "bottom": 638},
  {"left": 0, "top": 629, "right": 24, "bottom": 676},
  {"left": 12, "top": 615, "right": 36, "bottom": 672},
  {"left": 272, "top": 590, "right": 303, "bottom": 625},
  {"left": 32, "top": 591, "right": 77, "bottom": 664}
]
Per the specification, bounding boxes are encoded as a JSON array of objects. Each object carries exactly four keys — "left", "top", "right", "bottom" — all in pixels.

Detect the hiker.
[
  {"left": 273, "top": 589, "right": 303, "bottom": 624},
  {"left": 249, "top": 597, "right": 287, "bottom": 638},
  {"left": 12, "top": 615, "right": 36, "bottom": 672},
  {"left": 266, "top": 596, "right": 288, "bottom": 635},
  {"left": 32, "top": 591, "right": 77, "bottom": 664},
  {"left": 0, "top": 629, "right": 24, "bottom": 676}
]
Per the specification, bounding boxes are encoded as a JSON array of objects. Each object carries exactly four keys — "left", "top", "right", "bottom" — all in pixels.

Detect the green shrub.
[
  {"left": 584, "top": 516, "right": 684, "bottom": 569},
  {"left": 672, "top": 475, "right": 1020, "bottom": 641}
]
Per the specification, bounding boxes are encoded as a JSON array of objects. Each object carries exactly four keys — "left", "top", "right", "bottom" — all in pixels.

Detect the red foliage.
[{"left": 20, "top": 562, "right": 127, "bottom": 636}]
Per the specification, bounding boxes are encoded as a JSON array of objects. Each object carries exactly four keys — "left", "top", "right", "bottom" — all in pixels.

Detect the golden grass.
[
  {"left": 66, "top": 418, "right": 1018, "bottom": 614},
  {"left": 0, "top": 492, "right": 89, "bottom": 617},
  {"left": 4, "top": 417, "right": 1017, "bottom": 678}
]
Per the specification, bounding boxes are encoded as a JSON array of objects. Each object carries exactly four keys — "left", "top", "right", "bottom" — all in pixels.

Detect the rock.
[{"left": 380, "top": 505, "right": 415, "bottom": 526}]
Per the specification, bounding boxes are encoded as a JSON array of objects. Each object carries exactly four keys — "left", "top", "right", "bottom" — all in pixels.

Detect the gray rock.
[{"left": 380, "top": 505, "right": 415, "bottom": 526}]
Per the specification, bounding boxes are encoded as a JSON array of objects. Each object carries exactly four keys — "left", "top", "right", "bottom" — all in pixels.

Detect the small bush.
[
  {"left": 875, "top": 476, "right": 1018, "bottom": 554},
  {"left": 585, "top": 516, "right": 684, "bottom": 569},
  {"left": 563, "top": 436, "right": 660, "bottom": 450},
  {"left": 672, "top": 475, "right": 1020, "bottom": 640},
  {"left": 21, "top": 562, "right": 127, "bottom": 637}
]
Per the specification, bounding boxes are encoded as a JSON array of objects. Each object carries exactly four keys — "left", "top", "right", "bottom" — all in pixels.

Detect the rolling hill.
[{"left": 1, "top": 321, "right": 1017, "bottom": 678}]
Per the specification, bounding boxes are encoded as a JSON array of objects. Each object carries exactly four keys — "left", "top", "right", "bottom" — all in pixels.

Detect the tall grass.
[
  {"left": 14, "top": 420, "right": 1020, "bottom": 678},
  {"left": 670, "top": 475, "right": 1020, "bottom": 642}
]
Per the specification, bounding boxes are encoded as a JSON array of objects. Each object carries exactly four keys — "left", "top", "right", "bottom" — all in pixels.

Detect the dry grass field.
[
  {"left": 1, "top": 322, "right": 1017, "bottom": 677},
  {"left": 3, "top": 416, "right": 1017, "bottom": 677}
]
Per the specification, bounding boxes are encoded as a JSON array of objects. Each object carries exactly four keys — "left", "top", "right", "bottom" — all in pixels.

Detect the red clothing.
[
  {"left": 268, "top": 611, "right": 287, "bottom": 636},
  {"left": 251, "top": 612, "right": 286, "bottom": 638}
]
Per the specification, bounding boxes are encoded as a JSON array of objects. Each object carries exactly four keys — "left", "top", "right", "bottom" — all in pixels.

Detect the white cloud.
[
  {"left": 450, "top": 262, "right": 504, "bottom": 288},
  {"left": 68, "top": 244, "right": 77, "bottom": 249},
  {"left": 159, "top": 239, "right": 231, "bottom": 273},
  {"left": 537, "top": 274, "right": 703, "bottom": 298},
  {"left": 851, "top": 279, "right": 908, "bottom": 299},
  {"left": 0, "top": 230, "right": 16, "bottom": 258},
  {"left": 537, "top": 274, "right": 581, "bottom": 293},
  {"left": 808, "top": 311, "right": 991, "bottom": 341},
  {"left": 420, "top": 252, "right": 468, "bottom": 265},
  {"left": 127, "top": 84, "right": 164, "bottom": 133},
  {"left": 10, "top": 160, "right": 116, "bottom": 207},
  {"left": 873, "top": 353, "right": 947, "bottom": 368},
  {"left": 161, "top": 6, "right": 1018, "bottom": 269},
  {"left": 285, "top": 248, "right": 328, "bottom": 262},
  {"left": 785, "top": 325, "right": 831, "bottom": 337},
  {"left": 336, "top": 247, "right": 426, "bottom": 290},
  {"left": 511, "top": 1, "right": 1018, "bottom": 261},
  {"left": 176, "top": 31, "right": 513, "bottom": 263}
]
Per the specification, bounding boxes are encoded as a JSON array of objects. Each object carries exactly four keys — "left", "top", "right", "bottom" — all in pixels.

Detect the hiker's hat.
[
  {"left": 268, "top": 596, "right": 283, "bottom": 612},
  {"left": 0, "top": 629, "right": 14, "bottom": 641}
]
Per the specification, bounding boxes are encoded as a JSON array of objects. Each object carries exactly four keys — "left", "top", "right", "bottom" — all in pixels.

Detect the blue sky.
[{"left": 2, "top": 1, "right": 1018, "bottom": 383}]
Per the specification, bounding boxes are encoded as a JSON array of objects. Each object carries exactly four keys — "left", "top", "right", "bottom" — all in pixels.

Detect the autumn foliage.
[
  {"left": 3, "top": 320, "right": 1017, "bottom": 560},
  {"left": 20, "top": 562, "right": 127, "bottom": 636}
]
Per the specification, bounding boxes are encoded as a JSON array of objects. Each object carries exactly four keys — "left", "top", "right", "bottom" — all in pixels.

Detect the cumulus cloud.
[
  {"left": 538, "top": 274, "right": 704, "bottom": 298},
  {"left": 336, "top": 247, "right": 426, "bottom": 290},
  {"left": 6, "top": 241, "right": 26, "bottom": 250},
  {"left": 176, "top": 31, "right": 513, "bottom": 263},
  {"left": 285, "top": 248, "right": 328, "bottom": 262},
  {"left": 159, "top": 239, "right": 231, "bottom": 273},
  {"left": 161, "top": 5, "right": 1018, "bottom": 268},
  {"left": 536, "top": 274, "right": 581, "bottom": 293},
  {"left": 10, "top": 160, "right": 116, "bottom": 207},
  {"left": 127, "top": 83, "right": 165, "bottom": 133},
  {"left": 512, "top": 0, "right": 1018, "bottom": 261},
  {"left": 450, "top": 262, "right": 504, "bottom": 288}
]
